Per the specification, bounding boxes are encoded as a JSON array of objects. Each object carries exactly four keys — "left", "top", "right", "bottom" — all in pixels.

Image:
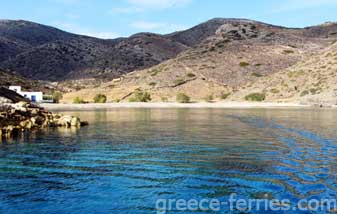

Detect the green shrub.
[
  {"left": 52, "top": 91, "right": 63, "bottom": 103},
  {"left": 174, "top": 79, "right": 186, "bottom": 86},
  {"left": 148, "top": 68, "right": 161, "bottom": 76},
  {"left": 161, "top": 97, "right": 168, "bottom": 102},
  {"left": 270, "top": 88, "right": 280, "bottom": 94},
  {"left": 245, "top": 93, "right": 266, "bottom": 102},
  {"left": 310, "top": 88, "right": 321, "bottom": 95},
  {"left": 73, "top": 97, "right": 85, "bottom": 104},
  {"left": 129, "top": 91, "right": 151, "bottom": 102},
  {"left": 176, "top": 93, "right": 190, "bottom": 103},
  {"left": 283, "top": 50, "right": 294, "bottom": 54},
  {"left": 149, "top": 82, "right": 157, "bottom": 87},
  {"left": 204, "top": 95, "right": 214, "bottom": 102},
  {"left": 93, "top": 94, "right": 107, "bottom": 103},
  {"left": 239, "top": 62, "right": 250, "bottom": 67},
  {"left": 220, "top": 92, "right": 231, "bottom": 100},
  {"left": 300, "top": 90, "right": 309, "bottom": 97},
  {"left": 209, "top": 46, "right": 216, "bottom": 52},
  {"left": 252, "top": 72, "right": 263, "bottom": 77},
  {"left": 187, "top": 73, "right": 196, "bottom": 78}
]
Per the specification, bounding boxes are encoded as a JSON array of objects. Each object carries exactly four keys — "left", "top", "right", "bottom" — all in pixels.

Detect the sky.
[{"left": 1, "top": 0, "right": 337, "bottom": 39}]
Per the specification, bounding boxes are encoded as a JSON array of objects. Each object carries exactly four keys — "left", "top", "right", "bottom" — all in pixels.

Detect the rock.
[
  {"left": 20, "top": 120, "right": 33, "bottom": 129},
  {"left": 12, "top": 101, "right": 29, "bottom": 112},
  {"left": 30, "top": 108, "right": 39, "bottom": 115},
  {"left": 30, "top": 117, "right": 36, "bottom": 126},
  {"left": 80, "top": 121, "right": 89, "bottom": 127},
  {"left": 58, "top": 115, "right": 72, "bottom": 127},
  {"left": 0, "top": 102, "right": 88, "bottom": 140},
  {"left": 71, "top": 117, "right": 81, "bottom": 127}
]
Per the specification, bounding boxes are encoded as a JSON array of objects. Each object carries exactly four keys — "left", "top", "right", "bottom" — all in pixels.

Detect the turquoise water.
[{"left": 0, "top": 108, "right": 336, "bottom": 213}]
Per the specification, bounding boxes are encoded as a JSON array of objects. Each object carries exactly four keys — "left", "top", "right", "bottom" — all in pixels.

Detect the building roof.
[{"left": 0, "top": 87, "right": 29, "bottom": 103}]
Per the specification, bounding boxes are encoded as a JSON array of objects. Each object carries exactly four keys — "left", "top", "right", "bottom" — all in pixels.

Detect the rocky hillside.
[
  {"left": 0, "top": 19, "right": 77, "bottom": 62},
  {"left": 0, "top": 20, "right": 188, "bottom": 81},
  {"left": 230, "top": 42, "right": 337, "bottom": 105},
  {"left": 61, "top": 19, "right": 337, "bottom": 103},
  {"left": 0, "top": 68, "right": 45, "bottom": 91}
]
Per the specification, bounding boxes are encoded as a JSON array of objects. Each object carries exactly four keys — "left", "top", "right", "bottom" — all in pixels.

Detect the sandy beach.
[{"left": 40, "top": 102, "right": 314, "bottom": 110}]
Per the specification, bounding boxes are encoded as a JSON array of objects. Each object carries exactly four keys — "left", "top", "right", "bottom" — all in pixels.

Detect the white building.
[{"left": 9, "top": 86, "right": 43, "bottom": 103}]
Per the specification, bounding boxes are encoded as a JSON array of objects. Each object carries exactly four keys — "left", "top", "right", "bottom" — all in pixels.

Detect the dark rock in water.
[
  {"left": 0, "top": 101, "right": 89, "bottom": 139},
  {"left": 80, "top": 121, "right": 89, "bottom": 127}
]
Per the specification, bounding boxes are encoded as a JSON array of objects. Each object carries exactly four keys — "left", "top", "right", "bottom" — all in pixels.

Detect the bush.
[
  {"left": 239, "top": 61, "right": 250, "bottom": 67},
  {"left": 220, "top": 92, "right": 231, "bottom": 100},
  {"left": 129, "top": 91, "right": 151, "bottom": 102},
  {"left": 270, "top": 88, "right": 280, "bottom": 94},
  {"left": 176, "top": 93, "right": 190, "bottom": 103},
  {"left": 300, "top": 90, "right": 309, "bottom": 97},
  {"left": 209, "top": 46, "right": 216, "bottom": 52},
  {"left": 52, "top": 91, "right": 63, "bottom": 103},
  {"left": 161, "top": 97, "right": 168, "bottom": 102},
  {"left": 283, "top": 50, "right": 294, "bottom": 54},
  {"left": 245, "top": 93, "right": 266, "bottom": 102},
  {"left": 187, "top": 73, "right": 196, "bottom": 78},
  {"left": 149, "top": 82, "right": 157, "bottom": 87},
  {"left": 174, "top": 79, "right": 186, "bottom": 86},
  {"left": 148, "top": 68, "right": 161, "bottom": 76},
  {"left": 204, "top": 95, "right": 213, "bottom": 102},
  {"left": 310, "top": 88, "right": 321, "bottom": 95},
  {"left": 73, "top": 97, "right": 85, "bottom": 104},
  {"left": 93, "top": 94, "right": 107, "bottom": 103},
  {"left": 252, "top": 72, "right": 263, "bottom": 77}
]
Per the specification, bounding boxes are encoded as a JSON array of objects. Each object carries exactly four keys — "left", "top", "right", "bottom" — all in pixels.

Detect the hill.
[
  {"left": 0, "top": 20, "right": 188, "bottom": 82},
  {"left": 61, "top": 19, "right": 337, "bottom": 103},
  {"left": 230, "top": 42, "right": 337, "bottom": 105},
  {"left": 0, "top": 68, "right": 42, "bottom": 90}
]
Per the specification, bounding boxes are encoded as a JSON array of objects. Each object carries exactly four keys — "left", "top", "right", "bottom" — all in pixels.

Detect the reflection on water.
[{"left": 0, "top": 108, "right": 336, "bottom": 213}]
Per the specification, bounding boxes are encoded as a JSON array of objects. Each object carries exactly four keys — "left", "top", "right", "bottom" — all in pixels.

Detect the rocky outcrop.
[{"left": 0, "top": 101, "right": 88, "bottom": 139}]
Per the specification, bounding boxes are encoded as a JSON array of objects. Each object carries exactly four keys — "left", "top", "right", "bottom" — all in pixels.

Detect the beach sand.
[{"left": 41, "top": 102, "right": 313, "bottom": 110}]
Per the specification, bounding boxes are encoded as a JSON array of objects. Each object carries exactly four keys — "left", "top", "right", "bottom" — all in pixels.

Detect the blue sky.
[{"left": 1, "top": 0, "right": 337, "bottom": 39}]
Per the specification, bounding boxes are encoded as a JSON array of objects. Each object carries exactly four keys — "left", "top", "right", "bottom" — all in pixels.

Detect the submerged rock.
[{"left": 0, "top": 102, "right": 88, "bottom": 139}]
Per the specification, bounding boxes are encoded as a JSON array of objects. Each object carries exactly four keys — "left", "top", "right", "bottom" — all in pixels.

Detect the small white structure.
[{"left": 9, "top": 86, "right": 43, "bottom": 103}]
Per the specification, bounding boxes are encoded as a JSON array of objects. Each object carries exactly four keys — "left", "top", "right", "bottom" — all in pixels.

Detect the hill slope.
[
  {"left": 61, "top": 20, "right": 337, "bottom": 103},
  {"left": 230, "top": 42, "right": 337, "bottom": 105},
  {"left": 0, "top": 69, "right": 45, "bottom": 91},
  {"left": 0, "top": 20, "right": 188, "bottom": 81}
]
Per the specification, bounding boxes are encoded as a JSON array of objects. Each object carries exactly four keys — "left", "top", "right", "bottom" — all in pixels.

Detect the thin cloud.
[
  {"left": 127, "top": 0, "right": 192, "bottom": 9},
  {"left": 65, "top": 13, "right": 81, "bottom": 19},
  {"left": 111, "top": 0, "right": 192, "bottom": 14},
  {"left": 130, "top": 20, "right": 187, "bottom": 33},
  {"left": 111, "top": 7, "right": 144, "bottom": 14},
  {"left": 48, "top": 0, "right": 82, "bottom": 4},
  {"left": 273, "top": 0, "right": 337, "bottom": 12},
  {"left": 52, "top": 21, "right": 120, "bottom": 39}
]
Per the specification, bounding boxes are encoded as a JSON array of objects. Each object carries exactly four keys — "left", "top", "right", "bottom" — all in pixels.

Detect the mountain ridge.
[
  {"left": 0, "top": 19, "right": 190, "bottom": 81},
  {"left": 1, "top": 18, "right": 337, "bottom": 105},
  {"left": 61, "top": 19, "right": 337, "bottom": 103}
]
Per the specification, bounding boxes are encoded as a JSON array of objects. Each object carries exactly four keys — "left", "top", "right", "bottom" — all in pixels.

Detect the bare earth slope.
[
  {"left": 62, "top": 20, "right": 337, "bottom": 103},
  {"left": 230, "top": 42, "right": 337, "bottom": 105}
]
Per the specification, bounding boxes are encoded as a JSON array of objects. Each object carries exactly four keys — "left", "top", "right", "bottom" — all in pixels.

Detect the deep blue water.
[{"left": 0, "top": 108, "right": 336, "bottom": 214}]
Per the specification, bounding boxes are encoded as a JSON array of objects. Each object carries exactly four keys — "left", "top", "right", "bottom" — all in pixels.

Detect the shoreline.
[{"left": 40, "top": 102, "right": 320, "bottom": 110}]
